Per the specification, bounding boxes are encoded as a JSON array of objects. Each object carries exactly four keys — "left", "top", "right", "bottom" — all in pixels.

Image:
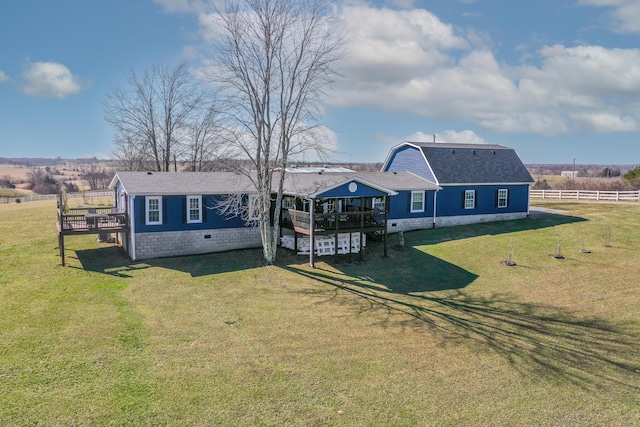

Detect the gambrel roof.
[{"left": 382, "top": 142, "right": 535, "bottom": 185}]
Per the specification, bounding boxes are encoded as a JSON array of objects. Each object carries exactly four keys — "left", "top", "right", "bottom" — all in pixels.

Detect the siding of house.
[
  {"left": 435, "top": 184, "right": 529, "bottom": 217},
  {"left": 386, "top": 189, "right": 436, "bottom": 232},
  {"left": 387, "top": 190, "right": 433, "bottom": 219},
  {"left": 134, "top": 195, "right": 248, "bottom": 233},
  {"left": 315, "top": 180, "right": 388, "bottom": 199},
  {"left": 383, "top": 145, "right": 437, "bottom": 182},
  {"left": 132, "top": 194, "right": 262, "bottom": 260}
]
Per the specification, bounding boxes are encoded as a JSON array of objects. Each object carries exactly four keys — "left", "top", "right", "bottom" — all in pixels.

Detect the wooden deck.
[
  {"left": 57, "top": 206, "right": 129, "bottom": 266},
  {"left": 57, "top": 207, "right": 129, "bottom": 235},
  {"left": 281, "top": 209, "right": 386, "bottom": 235}
]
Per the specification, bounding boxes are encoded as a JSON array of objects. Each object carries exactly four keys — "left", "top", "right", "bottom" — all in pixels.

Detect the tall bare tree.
[
  {"left": 183, "top": 97, "right": 231, "bottom": 171},
  {"left": 104, "top": 62, "right": 203, "bottom": 171},
  {"left": 80, "top": 164, "right": 112, "bottom": 190},
  {"left": 111, "top": 132, "right": 149, "bottom": 171},
  {"left": 209, "top": 0, "right": 344, "bottom": 263}
]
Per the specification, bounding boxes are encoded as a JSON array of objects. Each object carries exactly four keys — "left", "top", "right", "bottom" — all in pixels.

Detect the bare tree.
[
  {"left": 80, "top": 164, "right": 112, "bottom": 190},
  {"left": 104, "top": 62, "right": 204, "bottom": 172},
  {"left": 208, "top": 0, "right": 344, "bottom": 263},
  {"left": 111, "top": 132, "right": 149, "bottom": 171},
  {"left": 183, "top": 97, "right": 232, "bottom": 171}
]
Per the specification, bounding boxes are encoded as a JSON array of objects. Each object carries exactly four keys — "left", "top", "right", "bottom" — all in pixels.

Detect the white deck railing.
[
  {"left": 1, "top": 191, "right": 112, "bottom": 204},
  {"left": 530, "top": 189, "right": 640, "bottom": 202}
]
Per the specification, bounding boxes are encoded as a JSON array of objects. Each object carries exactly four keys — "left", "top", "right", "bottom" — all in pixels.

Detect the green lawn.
[
  {"left": 1, "top": 200, "right": 639, "bottom": 426},
  {"left": 0, "top": 188, "right": 24, "bottom": 198}
]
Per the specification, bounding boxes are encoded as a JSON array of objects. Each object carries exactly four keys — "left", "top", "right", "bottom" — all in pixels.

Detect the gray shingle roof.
[
  {"left": 281, "top": 171, "right": 440, "bottom": 197},
  {"left": 110, "top": 170, "right": 440, "bottom": 197},
  {"left": 109, "top": 172, "right": 256, "bottom": 196},
  {"left": 409, "top": 142, "right": 534, "bottom": 185}
]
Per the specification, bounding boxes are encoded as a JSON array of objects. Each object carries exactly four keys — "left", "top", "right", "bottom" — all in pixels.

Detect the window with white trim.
[
  {"left": 248, "top": 195, "right": 260, "bottom": 221},
  {"left": 410, "top": 191, "right": 425, "bottom": 213},
  {"left": 372, "top": 197, "right": 385, "bottom": 211},
  {"left": 283, "top": 196, "right": 295, "bottom": 209},
  {"left": 497, "top": 189, "right": 508, "bottom": 208},
  {"left": 146, "top": 196, "right": 162, "bottom": 225},
  {"left": 464, "top": 190, "right": 475, "bottom": 209},
  {"left": 187, "top": 195, "right": 202, "bottom": 223}
]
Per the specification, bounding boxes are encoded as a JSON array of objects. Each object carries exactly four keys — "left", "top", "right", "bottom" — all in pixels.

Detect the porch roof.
[{"left": 281, "top": 171, "right": 439, "bottom": 199}]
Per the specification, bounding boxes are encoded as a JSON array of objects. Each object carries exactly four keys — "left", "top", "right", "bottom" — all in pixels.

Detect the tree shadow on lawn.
[
  {"left": 415, "top": 211, "right": 587, "bottom": 246},
  {"left": 71, "top": 210, "right": 582, "bottom": 277},
  {"left": 74, "top": 246, "right": 267, "bottom": 278},
  {"left": 286, "top": 264, "right": 640, "bottom": 390}
]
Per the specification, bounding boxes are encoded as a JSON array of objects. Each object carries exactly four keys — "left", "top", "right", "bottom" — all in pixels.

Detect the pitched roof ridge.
[{"left": 406, "top": 141, "right": 508, "bottom": 150}]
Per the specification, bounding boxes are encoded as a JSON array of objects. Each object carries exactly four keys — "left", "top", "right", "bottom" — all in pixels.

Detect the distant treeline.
[{"left": 0, "top": 157, "right": 111, "bottom": 168}]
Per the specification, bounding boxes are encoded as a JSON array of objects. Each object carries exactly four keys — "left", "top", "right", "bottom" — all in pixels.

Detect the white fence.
[
  {"left": 1, "top": 191, "right": 112, "bottom": 204},
  {"left": 530, "top": 189, "right": 640, "bottom": 202}
]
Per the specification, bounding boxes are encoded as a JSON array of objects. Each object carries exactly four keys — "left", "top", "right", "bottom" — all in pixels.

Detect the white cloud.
[
  {"left": 0, "top": 70, "right": 9, "bottom": 83},
  {"left": 569, "top": 112, "right": 637, "bottom": 132},
  {"left": 579, "top": 0, "right": 640, "bottom": 33},
  {"left": 437, "top": 130, "right": 486, "bottom": 144},
  {"left": 405, "top": 130, "right": 486, "bottom": 144},
  {"left": 175, "top": 2, "right": 640, "bottom": 138},
  {"left": 20, "top": 61, "right": 87, "bottom": 99},
  {"left": 338, "top": 5, "right": 468, "bottom": 88},
  {"left": 327, "top": 4, "right": 640, "bottom": 136}
]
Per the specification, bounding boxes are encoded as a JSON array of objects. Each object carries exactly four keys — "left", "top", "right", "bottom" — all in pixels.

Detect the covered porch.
[{"left": 279, "top": 178, "right": 394, "bottom": 267}]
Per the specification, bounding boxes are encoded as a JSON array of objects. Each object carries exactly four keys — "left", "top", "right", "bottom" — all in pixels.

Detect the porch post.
[
  {"left": 334, "top": 210, "right": 339, "bottom": 263},
  {"left": 310, "top": 198, "right": 315, "bottom": 268},
  {"left": 59, "top": 233, "right": 65, "bottom": 266},
  {"left": 383, "top": 195, "right": 389, "bottom": 258},
  {"left": 359, "top": 197, "right": 364, "bottom": 262}
]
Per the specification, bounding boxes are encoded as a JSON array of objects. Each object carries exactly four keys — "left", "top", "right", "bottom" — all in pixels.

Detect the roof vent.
[
  {"left": 393, "top": 171, "right": 397, "bottom": 174},
  {"left": 147, "top": 172, "right": 153, "bottom": 175},
  {"left": 472, "top": 150, "right": 476, "bottom": 155},
  {"left": 450, "top": 149, "right": 455, "bottom": 154},
  {"left": 491, "top": 150, "right": 496, "bottom": 155}
]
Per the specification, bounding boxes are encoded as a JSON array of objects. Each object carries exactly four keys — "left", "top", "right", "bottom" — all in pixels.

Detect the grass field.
[
  {"left": 1, "top": 200, "right": 639, "bottom": 426},
  {"left": 0, "top": 188, "right": 24, "bottom": 198}
]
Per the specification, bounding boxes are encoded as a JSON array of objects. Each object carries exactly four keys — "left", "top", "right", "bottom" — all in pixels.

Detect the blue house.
[
  {"left": 109, "top": 171, "right": 263, "bottom": 260},
  {"left": 382, "top": 142, "right": 534, "bottom": 227},
  {"left": 108, "top": 169, "right": 440, "bottom": 261},
  {"left": 100, "top": 142, "right": 533, "bottom": 262}
]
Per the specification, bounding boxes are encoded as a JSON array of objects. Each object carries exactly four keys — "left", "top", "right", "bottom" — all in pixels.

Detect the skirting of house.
[
  {"left": 387, "top": 217, "right": 435, "bottom": 233},
  {"left": 435, "top": 212, "right": 528, "bottom": 228},
  {"left": 134, "top": 227, "right": 263, "bottom": 260}
]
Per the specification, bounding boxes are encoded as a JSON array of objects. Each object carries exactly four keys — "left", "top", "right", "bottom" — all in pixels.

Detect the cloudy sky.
[{"left": 1, "top": 0, "right": 639, "bottom": 165}]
